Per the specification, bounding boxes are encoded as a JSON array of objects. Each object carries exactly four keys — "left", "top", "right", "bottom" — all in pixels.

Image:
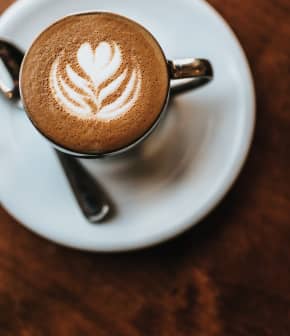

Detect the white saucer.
[{"left": 0, "top": 0, "right": 255, "bottom": 252}]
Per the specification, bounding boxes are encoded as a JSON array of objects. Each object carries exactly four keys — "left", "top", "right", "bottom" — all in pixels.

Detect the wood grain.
[{"left": 1, "top": 0, "right": 290, "bottom": 335}]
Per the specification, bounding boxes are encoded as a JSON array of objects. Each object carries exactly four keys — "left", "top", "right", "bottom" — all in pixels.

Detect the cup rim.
[{"left": 19, "top": 10, "right": 171, "bottom": 158}]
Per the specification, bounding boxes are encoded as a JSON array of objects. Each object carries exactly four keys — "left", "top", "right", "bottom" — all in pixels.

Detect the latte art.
[{"left": 49, "top": 42, "right": 142, "bottom": 120}]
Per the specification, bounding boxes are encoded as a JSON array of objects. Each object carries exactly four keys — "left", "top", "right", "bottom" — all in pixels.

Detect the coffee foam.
[{"left": 21, "top": 13, "right": 169, "bottom": 153}]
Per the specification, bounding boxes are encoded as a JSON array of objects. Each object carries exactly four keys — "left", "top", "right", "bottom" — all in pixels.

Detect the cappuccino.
[{"left": 21, "top": 13, "right": 169, "bottom": 153}]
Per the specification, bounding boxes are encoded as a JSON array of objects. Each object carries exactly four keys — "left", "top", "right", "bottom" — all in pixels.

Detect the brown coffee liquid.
[{"left": 21, "top": 12, "right": 169, "bottom": 154}]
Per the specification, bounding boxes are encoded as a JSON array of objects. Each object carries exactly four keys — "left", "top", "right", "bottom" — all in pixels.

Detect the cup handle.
[{"left": 168, "top": 58, "right": 213, "bottom": 95}]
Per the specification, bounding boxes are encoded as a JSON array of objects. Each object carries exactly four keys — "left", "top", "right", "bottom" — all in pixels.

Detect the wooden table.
[{"left": 1, "top": 0, "right": 290, "bottom": 335}]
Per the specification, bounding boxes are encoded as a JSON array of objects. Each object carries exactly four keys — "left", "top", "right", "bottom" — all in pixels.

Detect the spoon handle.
[
  {"left": 0, "top": 39, "right": 22, "bottom": 100},
  {"left": 56, "top": 150, "right": 112, "bottom": 223}
]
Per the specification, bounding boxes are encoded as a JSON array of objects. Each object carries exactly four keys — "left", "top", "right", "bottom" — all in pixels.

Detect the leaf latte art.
[{"left": 49, "top": 41, "right": 142, "bottom": 121}]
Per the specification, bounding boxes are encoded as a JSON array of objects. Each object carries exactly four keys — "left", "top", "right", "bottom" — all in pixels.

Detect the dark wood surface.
[{"left": 1, "top": 0, "right": 290, "bottom": 335}]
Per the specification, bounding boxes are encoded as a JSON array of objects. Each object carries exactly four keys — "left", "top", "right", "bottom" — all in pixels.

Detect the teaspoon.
[{"left": 0, "top": 39, "right": 113, "bottom": 223}]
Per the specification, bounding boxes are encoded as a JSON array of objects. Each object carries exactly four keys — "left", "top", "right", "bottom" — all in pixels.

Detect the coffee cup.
[{"left": 20, "top": 11, "right": 213, "bottom": 158}]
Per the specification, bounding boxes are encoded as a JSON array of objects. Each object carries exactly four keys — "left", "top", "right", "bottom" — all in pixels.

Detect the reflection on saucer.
[{"left": 83, "top": 97, "right": 211, "bottom": 192}]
